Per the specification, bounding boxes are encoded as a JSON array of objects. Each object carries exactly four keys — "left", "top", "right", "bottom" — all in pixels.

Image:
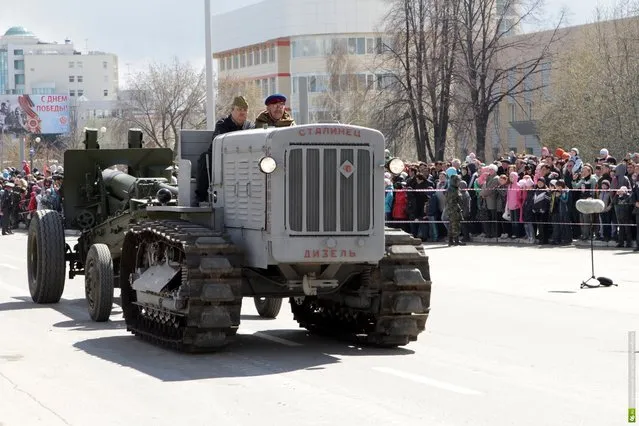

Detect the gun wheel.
[
  {"left": 27, "top": 209, "right": 66, "bottom": 304},
  {"left": 254, "top": 297, "right": 282, "bottom": 318},
  {"left": 84, "top": 243, "right": 114, "bottom": 322}
]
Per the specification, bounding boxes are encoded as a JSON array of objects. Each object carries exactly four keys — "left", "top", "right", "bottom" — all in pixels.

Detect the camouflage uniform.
[{"left": 446, "top": 175, "right": 464, "bottom": 245}]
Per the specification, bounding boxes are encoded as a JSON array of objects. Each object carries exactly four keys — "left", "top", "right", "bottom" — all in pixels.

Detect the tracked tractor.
[{"left": 27, "top": 124, "right": 432, "bottom": 351}]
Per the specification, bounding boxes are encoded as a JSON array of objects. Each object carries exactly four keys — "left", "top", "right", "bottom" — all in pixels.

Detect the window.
[
  {"left": 356, "top": 38, "right": 365, "bottom": 54},
  {"left": 14, "top": 60, "right": 24, "bottom": 70},
  {"left": 103, "top": 61, "right": 108, "bottom": 69},
  {"left": 254, "top": 49, "right": 260, "bottom": 65},
  {"left": 233, "top": 55, "right": 239, "bottom": 69},
  {"left": 269, "top": 77, "right": 276, "bottom": 93},
  {"left": 78, "top": 89, "right": 84, "bottom": 97},
  {"left": 509, "top": 104, "right": 516, "bottom": 121},
  {"left": 525, "top": 147, "right": 534, "bottom": 155},
  {"left": 348, "top": 38, "right": 357, "bottom": 54},
  {"left": 292, "top": 77, "right": 298, "bottom": 94},
  {"left": 240, "top": 52, "right": 246, "bottom": 67},
  {"left": 247, "top": 51, "right": 253, "bottom": 66},
  {"left": 219, "top": 59, "right": 225, "bottom": 71},
  {"left": 69, "top": 76, "right": 75, "bottom": 82},
  {"left": 13, "top": 49, "right": 23, "bottom": 55},
  {"left": 103, "top": 89, "right": 109, "bottom": 97},
  {"left": 14, "top": 74, "right": 24, "bottom": 85},
  {"left": 261, "top": 48, "right": 268, "bottom": 63},
  {"left": 226, "top": 57, "right": 231, "bottom": 69},
  {"left": 69, "top": 89, "right": 76, "bottom": 96},
  {"left": 77, "top": 75, "right": 83, "bottom": 83},
  {"left": 375, "top": 37, "right": 383, "bottom": 54},
  {"left": 376, "top": 73, "right": 394, "bottom": 90},
  {"left": 76, "top": 61, "right": 83, "bottom": 68},
  {"left": 69, "top": 61, "right": 74, "bottom": 68},
  {"left": 527, "top": 102, "right": 533, "bottom": 119},
  {"left": 366, "top": 38, "right": 375, "bottom": 54},
  {"left": 262, "top": 78, "right": 268, "bottom": 97},
  {"left": 269, "top": 45, "right": 275, "bottom": 62},
  {"left": 366, "top": 74, "right": 375, "bottom": 89}
]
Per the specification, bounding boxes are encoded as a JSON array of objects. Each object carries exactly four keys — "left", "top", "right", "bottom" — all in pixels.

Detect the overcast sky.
[{"left": 0, "top": 0, "right": 621, "bottom": 87}]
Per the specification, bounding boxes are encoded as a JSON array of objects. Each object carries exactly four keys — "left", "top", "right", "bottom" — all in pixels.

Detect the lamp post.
[
  {"left": 30, "top": 136, "right": 41, "bottom": 171},
  {"left": 205, "top": 0, "right": 216, "bottom": 130}
]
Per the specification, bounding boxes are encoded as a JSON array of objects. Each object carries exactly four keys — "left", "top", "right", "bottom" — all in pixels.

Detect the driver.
[
  {"left": 195, "top": 96, "right": 254, "bottom": 203},
  {"left": 254, "top": 94, "right": 295, "bottom": 128}
]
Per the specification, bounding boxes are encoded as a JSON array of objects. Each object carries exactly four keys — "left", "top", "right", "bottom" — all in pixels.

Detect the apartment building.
[
  {"left": 0, "top": 26, "right": 118, "bottom": 101},
  {"left": 211, "top": 0, "right": 391, "bottom": 122}
]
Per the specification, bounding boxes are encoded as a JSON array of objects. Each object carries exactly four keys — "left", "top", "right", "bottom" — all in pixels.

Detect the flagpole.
[{"left": 205, "top": 0, "right": 216, "bottom": 130}]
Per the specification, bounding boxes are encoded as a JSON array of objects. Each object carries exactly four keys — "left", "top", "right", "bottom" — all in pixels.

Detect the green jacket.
[{"left": 254, "top": 110, "right": 295, "bottom": 128}]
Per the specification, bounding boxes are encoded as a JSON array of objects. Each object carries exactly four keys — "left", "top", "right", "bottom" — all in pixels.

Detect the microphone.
[{"left": 575, "top": 198, "right": 605, "bottom": 215}]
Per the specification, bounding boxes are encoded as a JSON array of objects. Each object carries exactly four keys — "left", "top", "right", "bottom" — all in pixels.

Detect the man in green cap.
[{"left": 196, "top": 96, "right": 254, "bottom": 203}]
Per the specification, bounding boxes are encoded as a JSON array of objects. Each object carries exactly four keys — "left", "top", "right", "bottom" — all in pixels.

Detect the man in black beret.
[
  {"left": 196, "top": 96, "right": 254, "bottom": 203},
  {"left": 254, "top": 94, "right": 295, "bottom": 128}
]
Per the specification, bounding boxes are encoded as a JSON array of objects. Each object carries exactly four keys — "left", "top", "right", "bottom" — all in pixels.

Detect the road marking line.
[
  {"left": 372, "top": 367, "right": 483, "bottom": 396},
  {"left": 240, "top": 328, "right": 302, "bottom": 347},
  {"left": 0, "top": 264, "right": 19, "bottom": 270}
]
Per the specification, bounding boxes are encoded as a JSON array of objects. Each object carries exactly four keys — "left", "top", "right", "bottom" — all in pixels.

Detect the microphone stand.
[{"left": 580, "top": 212, "right": 616, "bottom": 289}]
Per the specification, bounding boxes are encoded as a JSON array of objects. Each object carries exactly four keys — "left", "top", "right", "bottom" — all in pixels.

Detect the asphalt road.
[{"left": 0, "top": 230, "right": 637, "bottom": 426}]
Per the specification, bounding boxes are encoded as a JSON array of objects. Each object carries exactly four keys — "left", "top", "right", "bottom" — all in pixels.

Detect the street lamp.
[{"left": 30, "top": 136, "right": 41, "bottom": 171}]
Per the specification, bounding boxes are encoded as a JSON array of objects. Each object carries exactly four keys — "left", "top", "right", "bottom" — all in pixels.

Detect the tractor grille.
[{"left": 287, "top": 146, "right": 373, "bottom": 234}]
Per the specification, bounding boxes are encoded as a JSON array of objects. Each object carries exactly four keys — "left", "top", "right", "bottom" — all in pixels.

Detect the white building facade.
[
  {"left": 0, "top": 26, "right": 118, "bottom": 101},
  {"left": 211, "top": 0, "right": 390, "bottom": 122}
]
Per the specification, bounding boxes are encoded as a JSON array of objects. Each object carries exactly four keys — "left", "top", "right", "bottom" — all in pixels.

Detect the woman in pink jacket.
[{"left": 506, "top": 171, "right": 524, "bottom": 238}]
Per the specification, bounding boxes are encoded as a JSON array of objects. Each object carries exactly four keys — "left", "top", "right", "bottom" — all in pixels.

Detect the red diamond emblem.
[{"left": 339, "top": 160, "right": 355, "bottom": 178}]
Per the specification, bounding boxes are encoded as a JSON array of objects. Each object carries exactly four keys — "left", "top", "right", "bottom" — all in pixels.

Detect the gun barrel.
[{"left": 101, "top": 169, "right": 137, "bottom": 201}]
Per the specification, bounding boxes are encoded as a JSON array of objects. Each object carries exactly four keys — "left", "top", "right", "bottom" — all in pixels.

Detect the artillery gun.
[{"left": 27, "top": 124, "right": 432, "bottom": 352}]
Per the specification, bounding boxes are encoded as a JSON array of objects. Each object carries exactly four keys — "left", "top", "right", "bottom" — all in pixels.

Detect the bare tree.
[
  {"left": 315, "top": 42, "right": 374, "bottom": 125},
  {"left": 115, "top": 57, "right": 206, "bottom": 154},
  {"left": 538, "top": 4, "right": 639, "bottom": 160},
  {"left": 215, "top": 75, "right": 263, "bottom": 122},
  {"left": 377, "top": 0, "right": 460, "bottom": 162},
  {"left": 456, "top": 0, "right": 564, "bottom": 160}
]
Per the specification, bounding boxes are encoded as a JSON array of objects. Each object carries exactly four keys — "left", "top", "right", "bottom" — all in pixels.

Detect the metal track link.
[
  {"left": 120, "top": 220, "right": 243, "bottom": 352},
  {"left": 290, "top": 228, "right": 431, "bottom": 348}
]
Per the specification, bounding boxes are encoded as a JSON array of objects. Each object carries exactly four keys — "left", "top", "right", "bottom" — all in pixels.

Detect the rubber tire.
[
  {"left": 84, "top": 244, "right": 114, "bottom": 322},
  {"left": 27, "top": 210, "right": 66, "bottom": 304},
  {"left": 254, "top": 297, "right": 282, "bottom": 318}
]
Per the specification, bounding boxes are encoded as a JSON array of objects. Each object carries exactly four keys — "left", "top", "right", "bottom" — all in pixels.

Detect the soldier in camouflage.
[{"left": 446, "top": 171, "right": 465, "bottom": 246}]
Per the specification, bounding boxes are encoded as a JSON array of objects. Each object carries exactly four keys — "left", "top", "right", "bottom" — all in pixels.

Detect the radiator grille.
[{"left": 287, "top": 147, "right": 372, "bottom": 234}]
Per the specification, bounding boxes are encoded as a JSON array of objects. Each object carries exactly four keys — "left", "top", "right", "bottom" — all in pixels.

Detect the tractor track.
[{"left": 119, "top": 220, "right": 243, "bottom": 352}]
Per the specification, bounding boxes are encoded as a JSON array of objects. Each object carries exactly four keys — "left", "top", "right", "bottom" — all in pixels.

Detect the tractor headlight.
[
  {"left": 258, "top": 156, "right": 277, "bottom": 174},
  {"left": 387, "top": 158, "right": 405, "bottom": 175}
]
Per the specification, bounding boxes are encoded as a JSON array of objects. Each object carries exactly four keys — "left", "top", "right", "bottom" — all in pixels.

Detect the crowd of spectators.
[
  {"left": 385, "top": 147, "right": 639, "bottom": 251},
  {"left": 0, "top": 160, "right": 63, "bottom": 235}
]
